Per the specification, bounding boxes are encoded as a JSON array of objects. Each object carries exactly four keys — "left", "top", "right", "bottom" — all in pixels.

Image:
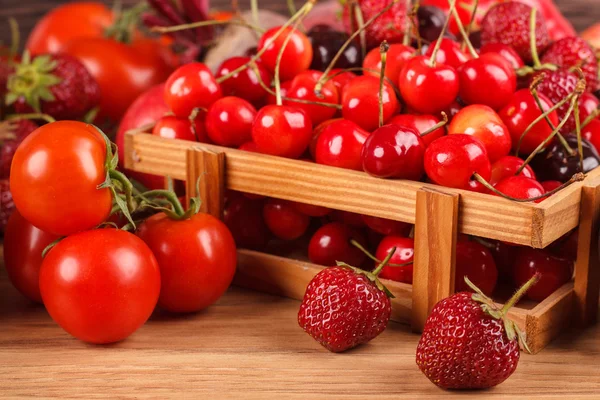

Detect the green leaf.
[
  {"left": 5, "top": 92, "right": 18, "bottom": 105},
  {"left": 110, "top": 186, "right": 135, "bottom": 229}
]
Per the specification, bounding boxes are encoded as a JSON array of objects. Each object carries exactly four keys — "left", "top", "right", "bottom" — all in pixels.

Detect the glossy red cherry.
[
  {"left": 362, "top": 215, "right": 411, "bottom": 236},
  {"left": 152, "top": 115, "right": 201, "bottom": 142},
  {"left": 326, "top": 69, "right": 357, "bottom": 94},
  {"left": 458, "top": 53, "right": 517, "bottom": 110},
  {"left": 398, "top": 55, "right": 459, "bottom": 115},
  {"left": 266, "top": 80, "right": 292, "bottom": 106},
  {"left": 341, "top": 75, "right": 399, "bottom": 132},
  {"left": 375, "top": 236, "right": 414, "bottom": 283},
  {"left": 363, "top": 43, "right": 414, "bottom": 83},
  {"left": 455, "top": 240, "right": 498, "bottom": 296},
  {"left": 513, "top": 248, "right": 574, "bottom": 302},
  {"left": 448, "top": 104, "right": 511, "bottom": 162},
  {"left": 424, "top": 134, "right": 491, "bottom": 189},
  {"left": 308, "top": 222, "right": 367, "bottom": 267},
  {"left": 388, "top": 114, "right": 446, "bottom": 147},
  {"left": 205, "top": 96, "right": 257, "bottom": 147},
  {"left": 582, "top": 119, "right": 600, "bottom": 153},
  {"left": 258, "top": 26, "right": 313, "bottom": 82},
  {"left": 164, "top": 62, "right": 222, "bottom": 118},
  {"left": 579, "top": 92, "right": 600, "bottom": 125},
  {"left": 361, "top": 124, "right": 426, "bottom": 180},
  {"left": 424, "top": 38, "right": 470, "bottom": 69},
  {"left": 283, "top": 70, "right": 339, "bottom": 126},
  {"left": 263, "top": 198, "right": 310, "bottom": 240},
  {"left": 223, "top": 194, "right": 270, "bottom": 250},
  {"left": 309, "top": 118, "right": 342, "bottom": 158},
  {"left": 239, "top": 141, "right": 260, "bottom": 152},
  {"left": 493, "top": 176, "right": 545, "bottom": 203},
  {"left": 541, "top": 180, "right": 562, "bottom": 192},
  {"left": 479, "top": 43, "right": 525, "bottom": 69},
  {"left": 315, "top": 119, "right": 370, "bottom": 170},
  {"left": 216, "top": 57, "right": 272, "bottom": 105},
  {"left": 252, "top": 105, "right": 312, "bottom": 159},
  {"left": 490, "top": 155, "right": 536, "bottom": 185},
  {"left": 498, "top": 89, "right": 559, "bottom": 155},
  {"left": 290, "top": 201, "right": 331, "bottom": 217}
]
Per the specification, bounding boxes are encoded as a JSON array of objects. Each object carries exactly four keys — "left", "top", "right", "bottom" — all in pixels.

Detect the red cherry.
[
  {"left": 290, "top": 201, "right": 331, "bottom": 217},
  {"left": 152, "top": 115, "right": 199, "bottom": 142},
  {"left": 548, "top": 229, "right": 578, "bottom": 262},
  {"left": 398, "top": 55, "right": 459, "bottom": 115},
  {"left": 239, "top": 141, "right": 260, "bottom": 152},
  {"left": 263, "top": 198, "right": 310, "bottom": 240},
  {"left": 223, "top": 194, "right": 270, "bottom": 250},
  {"left": 252, "top": 105, "right": 312, "bottom": 159},
  {"left": 308, "top": 222, "right": 367, "bottom": 266},
  {"left": 448, "top": 104, "right": 511, "bottom": 162},
  {"left": 361, "top": 124, "right": 426, "bottom": 179},
  {"left": 375, "top": 236, "right": 414, "bottom": 284},
  {"left": 439, "top": 101, "right": 463, "bottom": 122},
  {"left": 315, "top": 119, "right": 370, "bottom": 170},
  {"left": 582, "top": 119, "right": 600, "bottom": 152},
  {"left": 480, "top": 43, "right": 525, "bottom": 69},
  {"left": 493, "top": 176, "right": 545, "bottom": 203},
  {"left": 455, "top": 240, "right": 498, "bottom": 296},
  {"left": 258, "top": 26, "right": 313, "bottom": 82},
  {"left": 424, "top": 38, "right": 470, "bottom": 69},
  {"left": 326, "top": 69, "right": 357, "bottom": 94},
  {"left": 164, "top": 62, "right": 222, "bottom": 118},
  {"left": 363, "top": 43, "right": 414, "bottom": 83},
  {"left": 424, "top": 134, "right": 491, "bottom": 189},
  {"left": 283, "top": 70, "right": 339, "bottom": 126},
  {"left": 341, "top": 75, "right": 399, "bottom": 132},
  {"left": 541, "top": 180, "right": 562, "bottom": 192},
  {"left": 513, "top": 248, "right": 574, "bottom": 302},
  {"left": 579, "top": 92, "right": 600, "bottom": 123},
  {"left": 205, "top": 96, "right": 257, "bottom": 147},
  {"left": 490, "top": 240, "right": 518, "bottom": 282},
  {"left": 388, "top": 114, "right": 446, "bottom": 147},
  {"left": 266, "top": 80, "right": 292, "bottom": 105},
  {"left": 331, "top": 210, "right": 366, "bottom": 227},
  {"left": 458, "top": 53, "right": 517, "bottom": 110},
  {"left": 309, "top": 118, "right": 342, "bottom": 158},
  {"left": 362, "top": 215, "right": 411, "bottom": 236},
  {"left": 498, "top": 89, "right": 559, "bottom": 155},
  {"left": 216, "top": 57, "right": 272, "bottom": 105},
  {"left": 490, "top": 155, "right": 536, "bottom": 185}
]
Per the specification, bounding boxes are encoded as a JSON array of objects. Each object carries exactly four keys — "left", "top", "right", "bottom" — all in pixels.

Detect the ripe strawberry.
[
  {"left": 0, "top": 119, "right": 38, "bottom": 178},
  {"left": 6, "top": 53, "right": 100, "bottom": 121},
  {"left": 0, "top": 179, "right": 14, "bottom": 234},
  {"left": 416, "top": 275, "right": 539, "bottom": 389},
  {"left": 533, "top": 69, "right": 580, "bottom": 134},
  {"left": 342, "top": 0, "right": 409, "bottom": 49},
  {"left": 298, "top": 250, "right": 396, "bottom": 352},
  {"left": 480, "top": 2, "right": 550, "bottom": 64},
  {"left": 541, "top": 36, "right": 599, "bottom": 92}
]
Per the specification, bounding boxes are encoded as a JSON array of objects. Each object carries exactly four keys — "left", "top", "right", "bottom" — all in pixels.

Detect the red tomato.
[
  {"left": 136, "top": 212, "right": 237, "bottom": 313},
  {"left": 10, "top": 121, "right": 113, "bottom": 236},
  {"left": 3, "top": 210, "right": 60, "bottom": 303},
  {"left": 39, "top": 229, "right": 161, "bottom": 344}
]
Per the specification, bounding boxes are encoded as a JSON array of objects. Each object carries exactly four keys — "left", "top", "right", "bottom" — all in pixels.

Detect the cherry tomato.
[
  {"left": 40, "top": 229, "right": 161, "bottom": 344},
  {"left": 10, "top": 121, "right": 112, "bottom": 236},
  {"left": 137, "top": 212, "right": 237, "bottom": 313}
]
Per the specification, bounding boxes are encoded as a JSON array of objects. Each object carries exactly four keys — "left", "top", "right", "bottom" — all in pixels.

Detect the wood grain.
[{"left": 186, "top": 146, "right": 225, "bottom": 218}]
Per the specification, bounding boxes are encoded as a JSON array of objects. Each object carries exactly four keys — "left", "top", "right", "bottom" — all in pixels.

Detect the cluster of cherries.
[{"left": 145, "top": 0, "right": 599, "bottom": 302}]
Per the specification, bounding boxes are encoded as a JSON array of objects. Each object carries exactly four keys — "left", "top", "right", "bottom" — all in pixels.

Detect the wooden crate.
[{"left": 124, "top": 130, "right": 600, "bottom": 354}]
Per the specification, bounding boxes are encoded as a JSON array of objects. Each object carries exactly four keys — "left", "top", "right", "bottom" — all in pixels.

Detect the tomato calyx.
[{"left": 104, "top": 2, "right": 148, "bottom": 44}]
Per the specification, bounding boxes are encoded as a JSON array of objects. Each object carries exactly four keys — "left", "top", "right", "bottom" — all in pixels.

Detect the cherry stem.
[
  {"left": 6, "top": 113, "right": 56, "bottom": 124},
  {"left": 420, "top": 112, "right": 448, "bottom": 136},
  {"left": 461, "top": 0, "right": 478, "bottom": 53},
  {"left": 315, "top": 0, "right": 399, "bottom": 95},
  {"left": 428, "top": 0, "right": 455, "bottom": 67},
  {"left": 402, "top": 0, "right": 413, "bottom": 47},
  {"left": 574, "top": 97, "right": 584, "bottom": 172},
  {"left": 378, "top": 41, "right": 389, "bottom": 128},
  {"left": 286, "top": 0, "right": 297, "bottom": 16},
  {"left": 151, "top": 18, "right": 265, "bottom": 34},
  {"left": 353, "top": 1, "right": 368, "bottom": 60},
  {"left": 188, "top": 107, "right": 206, "bottom": 141},
  {"left": 449, "top": 0, "right": 478, "bottom": 59},
  {"left": 529, "top": 8, "right": 542, "bottom": 68},
  {"left": 251, "top": 0, "right": 260, "bottom": 27},
  {"left": 473, "top": 171, "right": 584, "bottom": 202},
  {"left": 350, "top": 239, "right": 413, "bottom": 268},
  {"left": 8, "top": 18, "right": 19, "bottom": 60},
  {"left": 216, "top": 0, "right": 315, "bottom": 84},
  {"left": 531, "top": 87, "right": 574, "bottom": 155},
  {"left": 318, "top": 66, "right": 404, "bottom": 98},
  {"left": 372, "top": 247, "right": 398, "bottom": 276},
  {"left": 501, "top": 273, "right": 541, "bottom": 316},
  {"left": 579, "top": 107, "right": 600, "bottom": 131}
]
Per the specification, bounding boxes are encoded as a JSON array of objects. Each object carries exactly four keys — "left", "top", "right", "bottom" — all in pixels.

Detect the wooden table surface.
[{"left": 1, "top": 247, "right": 600, "bottom": 399}]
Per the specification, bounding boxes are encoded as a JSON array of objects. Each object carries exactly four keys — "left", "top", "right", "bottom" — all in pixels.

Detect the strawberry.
[
  {"left": 416, "top": 275, "right": 539, "bottom": 389},
  {"left": 0, "top": 119, "right": 38, "bottom": 179},
  {"left": 5, "top": 53, "right": 100, "bottom": 121},
  {"left": 342, "top": 0, "right": 409, "bottom": 49},
  {"left": 0, "top": 179, "right": 14, "bottom": 234},
  {"left": 541, "top": 36, "right": 599, "bottom": 92},
  {"left": 533, "top": 69, "right": 580, "bottom": 134},
  {"left": 480, "top": 2, "right": 550, "bottom": 64},
  {"left": 298, "top": 249, "right": 396, "bottom": 352}
]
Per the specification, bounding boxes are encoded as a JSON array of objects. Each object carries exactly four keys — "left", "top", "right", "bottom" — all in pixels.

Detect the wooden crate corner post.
[
  {"left": 186, "top": 146, "right": 226, "bottom": 218},
  {"left": 411, "top": 188, "right": 460, "bottom": 332}
]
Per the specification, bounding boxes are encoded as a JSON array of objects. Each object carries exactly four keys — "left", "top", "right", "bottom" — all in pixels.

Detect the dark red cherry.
[
  {"left": 513, "top": 247, "right": 574, "bottom": 302},
  {"left": 498, "top": 89, "right": 559, "bottom": 155},
  {"left": 223, "top": 194, "right": 270, "bottom": 250},
  {"left": 326, "top": 69, "right": 357, "bottom": 94},
  {"left": 342, "top": 75, "right": 399, "bottom": 132},
  {"left": 448, "top": 104, "right": 511, "bottom": 162},
  {"left": 493, "top": 176, "right": 545, "bottom": 203},
  {"left": 307, "top": 28, "right": 361, "bottom": 71},
  {"left": 152, "top": 115, "right": 202, "bottom": 142},
  {"left": 363, "top": 43, "right": 414, "bottom": 83},
  {"left": 283, "top": 70, "right": 339, "bottom": 126},
  {"left": 424, "top": 38, "right": 470, "bottom": 69},
  {"left": 257, "top": 26, "right": 313, "bottom": 81},
  {"left": 308, "top": 222, "right": 367, "bottom": 266},
  {"left": 490, "top": 155, "right": 536, "bottom": 185},
  {"left": 252, "top": 105, "right": 312, "bottom": 159},
  {"left": 455, "top": 240, "right": 498, "bottom": 296},
  {"left": 480, "top": 43, "right": 525, "bottom": 69},
  {"left": 315, "top": 119, "right": 370, "bottom": 170},
  {"left": 490, "top": 240, "right": 518, "bottom": 282},
  {"left": 331, "top": 210, "right": 366, "bottom": 227},
  {"left": 531, "top": 135, "right": 600, "bottom": 182},
  {"left": 416, "top": 5, "right": 448, "bottom": 43},
  {"left": 458, "top": 53, "right": 517, "bottom": 111},
  {"left": 548, "top": 229, "right": 578, "bottom": 262},
  {"left": 362, "top": 215, "right": 411, "bottom": 236},
  {"left": 216, "top": 57, "right": 272, "bottom": 105},
  {"left": 388, "top": 114, "right": 446, "bottom": 147},
  {"left": 375, "top": 236, "right": 415, "bottom": 284},
  {"left": 424, "top": 134, "right": 492, "bottom": 189},
  {"left": 290, "top": 201, "right": 331, "bottom": 217},
  {"left": 262, "top": 198, "right": 310, "bottom": 240},
  {"left": 399, "top": 55, "right": 459, "bottom": 115},
  {"left": 361, "top": 124, "right": 426, "bottom": 180},
  {"left": 205, "top": 96, "right": 257, "bottom": 147}
]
